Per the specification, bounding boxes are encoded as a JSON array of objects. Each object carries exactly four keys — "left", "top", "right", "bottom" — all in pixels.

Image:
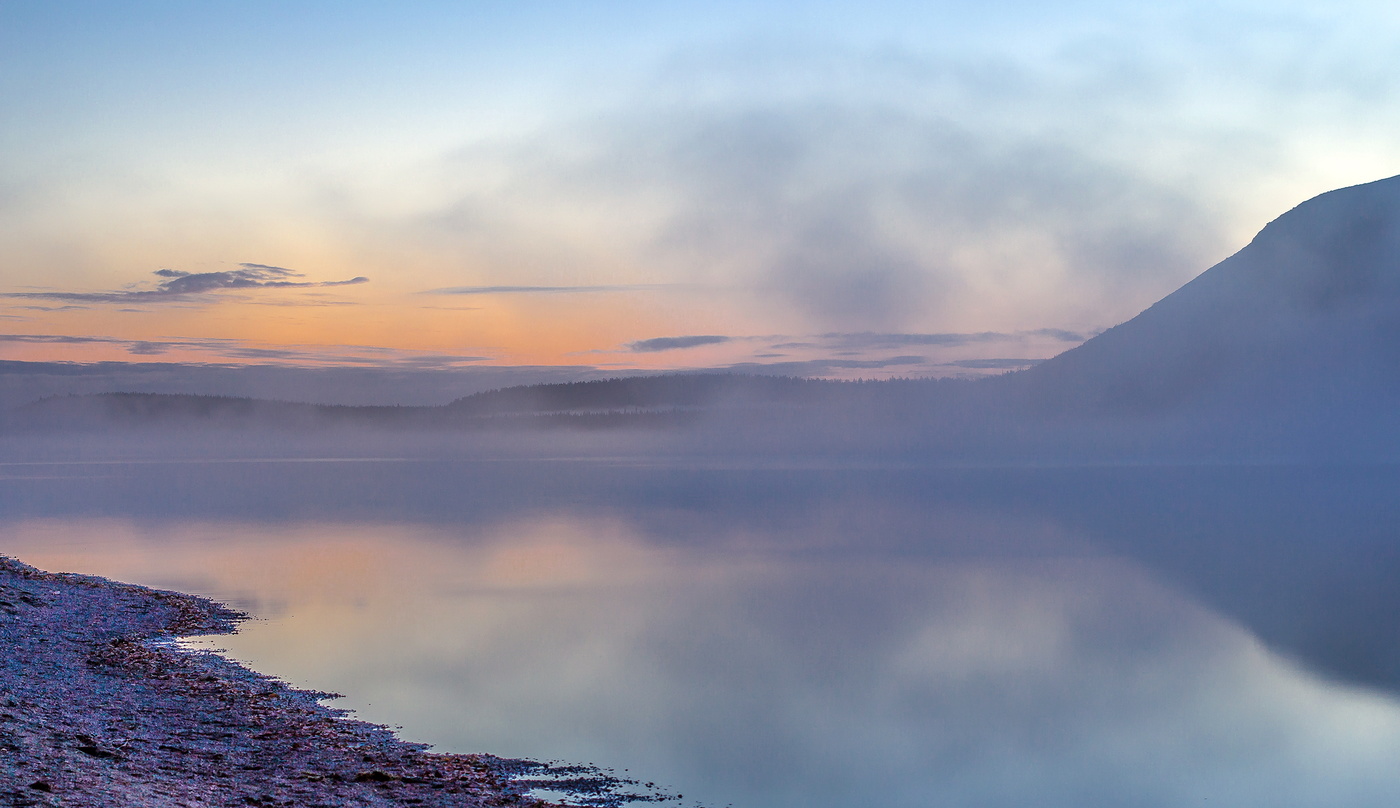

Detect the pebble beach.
[{"left": 0, "top": 555, "right": 552, "bottom": 808}]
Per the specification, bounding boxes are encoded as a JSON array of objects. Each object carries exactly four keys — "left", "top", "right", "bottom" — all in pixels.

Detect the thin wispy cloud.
[
  {"left": 3, "top": 264, "right": 368, "bottom": 304},
  {"left": 596, "top": 329, "right": 1087, "bottom": 377},
  {"left": 628, "top": 335, "right": 731, "bottom": 352},
  {"left": 616, "top": 330, "right": 1090, "bottom": 354},
  {"left": 237, "top": 297, "right": 364, "bottom": 308},
  {"left": 422, "top": 285, "right": 669, "bottom": 296},
  {"left": 0, "top": 332, "right": 487, "bottom": 369},
  {"left": 1023, "top": 328, "right": 1096, "bottom": 342},
  {"left": 0, "top": 334, "right": 128, "bottom": 346}
]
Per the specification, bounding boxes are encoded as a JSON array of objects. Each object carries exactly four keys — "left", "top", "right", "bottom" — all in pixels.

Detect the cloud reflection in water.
[{"left": 8, "top": 505, "right": 1400, "bottom": 808}]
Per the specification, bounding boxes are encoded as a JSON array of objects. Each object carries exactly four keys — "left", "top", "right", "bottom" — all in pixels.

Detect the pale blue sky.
[{"left": 2, "top": 0, "right": 1399, "bottom": 372}]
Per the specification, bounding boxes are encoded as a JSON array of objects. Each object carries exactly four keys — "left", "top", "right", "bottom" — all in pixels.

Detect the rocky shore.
[{"left": 0, "top": 555, "right": 554, "bottom": 808}]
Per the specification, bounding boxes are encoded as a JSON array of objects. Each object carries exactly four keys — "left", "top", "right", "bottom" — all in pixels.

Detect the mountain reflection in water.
[{"left": 5, "top": 459, "right": 1400, "bottom": 808}]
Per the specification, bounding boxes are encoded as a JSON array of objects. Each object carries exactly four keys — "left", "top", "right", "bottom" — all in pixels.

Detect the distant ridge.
[
  {"left": 443, "top": 374, "right": 841, "bottom": 415},
  {"left": 7, "top": 375, "right": 932, "bottom": 432}
]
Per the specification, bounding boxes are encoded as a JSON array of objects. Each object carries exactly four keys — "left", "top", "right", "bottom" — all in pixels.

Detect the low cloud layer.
[
  {"left": 611, "top": 328, "right": 1086, "bottom": 377},
  {"left": 0, "top": 324, "right": 1084, "bottom": 383}
]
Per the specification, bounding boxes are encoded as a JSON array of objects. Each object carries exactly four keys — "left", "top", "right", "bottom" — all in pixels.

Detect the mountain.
[{"left": 1018, "top": 174, "right": 1400, "bottom": 419}]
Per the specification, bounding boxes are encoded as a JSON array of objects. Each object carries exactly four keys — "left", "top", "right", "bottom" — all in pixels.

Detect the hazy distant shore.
[{"left": 0, "top": 556, "right": 551, "bottom": 808}]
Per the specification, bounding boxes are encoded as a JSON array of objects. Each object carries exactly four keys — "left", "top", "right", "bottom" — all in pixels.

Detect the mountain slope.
[{"left": 1016, "top": 174, "right": 1400, "bottom": 424}]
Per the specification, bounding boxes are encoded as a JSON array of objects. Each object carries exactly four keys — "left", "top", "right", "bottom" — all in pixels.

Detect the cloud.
[
  {"left": 423, "top": 285, "right": 666, "bottom": 296},
  {"left": 1023, "top": 328, "right": 1093, "bottom": 342},
  {"left": 627, "top": 335, "right": 731, "bottom": 352},
  {"left": 0, "top": 332, "right": 488, "bottom": 368},
  {"left": 947, "top": 358, "right": 1044, "bottom": 369},
  {"left": 822, "top": 331, "right": 1011, "bottom": 349},
  {"left": 0, "top": 334, "right": 121, "bottom": 346},
  {"left": 4, "top": 264, "right": 368, "bottom": 304},
  {"left": 417, "top": 92, "right": 1227, "bottom": 334},
  {"left": 777, "top": 330, "right": 1090, "bottom": 351},
  {"left": 126, "top": 341, "right": 170, "bottom": 356},
  {"left": 238, "top": 297, "right": 363, "bottom": 307}
]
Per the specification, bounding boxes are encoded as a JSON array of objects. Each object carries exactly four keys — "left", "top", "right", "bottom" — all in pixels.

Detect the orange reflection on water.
[{"left": 9, "top": 514, "right": 1400, "bottom": 808}]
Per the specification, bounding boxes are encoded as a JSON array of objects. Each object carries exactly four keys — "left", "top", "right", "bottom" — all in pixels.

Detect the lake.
[{"left": 4, "top": 457, "right": 1400, "bottom": 807}]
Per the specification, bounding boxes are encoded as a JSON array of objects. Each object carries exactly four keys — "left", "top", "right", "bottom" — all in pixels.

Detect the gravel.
[{"left": 0, "top": 555, "right": 554, "bottom": 808}]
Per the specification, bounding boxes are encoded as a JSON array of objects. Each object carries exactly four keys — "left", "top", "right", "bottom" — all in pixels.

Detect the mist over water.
[{"left": 6, "top": 457, "right": 1400, "bottom": 808}]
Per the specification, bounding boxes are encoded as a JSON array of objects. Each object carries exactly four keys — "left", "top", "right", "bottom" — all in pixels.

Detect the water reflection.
[{"left": 6, "top": 462, "right": 1400, "bottom": 807}]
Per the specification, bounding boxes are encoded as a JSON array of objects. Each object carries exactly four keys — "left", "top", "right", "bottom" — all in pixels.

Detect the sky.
[{"left": 3, "top": 0, "right": 1400, "bottom": 381}]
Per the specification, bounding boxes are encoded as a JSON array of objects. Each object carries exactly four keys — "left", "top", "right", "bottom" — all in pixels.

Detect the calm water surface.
[{"left": 4, "top": 458, "right": 1400, "bottom": 807}]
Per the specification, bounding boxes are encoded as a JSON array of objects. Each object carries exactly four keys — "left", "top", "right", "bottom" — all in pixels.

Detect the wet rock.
[{"left": 354, "top": 770, "right": 396, "bottom": 783}]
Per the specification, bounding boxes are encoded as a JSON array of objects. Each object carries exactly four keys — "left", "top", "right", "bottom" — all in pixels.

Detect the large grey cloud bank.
[{"left": 409, "top": 95, "right": 1230, "bottom": 334}]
